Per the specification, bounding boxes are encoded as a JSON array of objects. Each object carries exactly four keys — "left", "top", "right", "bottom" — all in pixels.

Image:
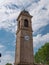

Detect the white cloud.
[
  {"left": 0, "top": 0, "right": 21, "bottom": 33},
  {"left": 0, "top": 44, "right": 4, "bottom": 48},
  {"left": 29, "top": 0, "right": 49, "bottom": 32},
  {"left": 0, "top": 44, "right": 6, "bottom": 57},
  {"left": 33, "top": 33, "right": 49, "bottom": 48},
  {"left": 0, "top": 54, "right": 14, "bottom": 65},
  {"left": 5, "top": 51, "right": 15, "bottom": 55},
  {"left": 0, "top": 10, "right": 20, "bottom": 32},
  {"left": 0, "top": 0, "right": 49, "bottom": 33}
]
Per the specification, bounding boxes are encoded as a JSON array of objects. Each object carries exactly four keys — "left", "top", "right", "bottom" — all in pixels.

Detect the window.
[
  {"left": 24, "top": 19, "right": 28, "bottom": 27},
  {"left": 18, "top": 21, "right": 20, "bottom": 28}
]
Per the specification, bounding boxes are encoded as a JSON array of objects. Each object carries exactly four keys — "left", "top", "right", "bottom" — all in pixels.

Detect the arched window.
[{"left": 24, "top": 19, "right": 28, "bottom": 27}]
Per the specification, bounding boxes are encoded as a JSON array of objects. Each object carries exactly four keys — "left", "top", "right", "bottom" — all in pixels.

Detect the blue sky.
[{"left": 0, "top": 0, "right": 49, "bottom": 65}]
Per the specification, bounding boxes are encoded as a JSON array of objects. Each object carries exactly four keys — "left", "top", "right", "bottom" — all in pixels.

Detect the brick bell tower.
[{"left": 14, "top": 10, "right": 34, "bottom": 65}]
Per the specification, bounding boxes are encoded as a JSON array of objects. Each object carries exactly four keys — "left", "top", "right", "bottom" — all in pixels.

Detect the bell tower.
[{"left": 15, "top": 10, "right": 34, "bottom": 65}]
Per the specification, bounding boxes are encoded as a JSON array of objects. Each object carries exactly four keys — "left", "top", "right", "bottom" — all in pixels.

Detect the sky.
[{"left": 0, "top": 0, "right": 49, "bottom": 65}]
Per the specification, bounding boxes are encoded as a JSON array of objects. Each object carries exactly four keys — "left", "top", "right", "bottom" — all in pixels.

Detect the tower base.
[
  {"left": 14, "top": 63, "right": 44, "bottom": 65},
  {"left": 14, "top": 62, "right": 34, "bottom": 65}
]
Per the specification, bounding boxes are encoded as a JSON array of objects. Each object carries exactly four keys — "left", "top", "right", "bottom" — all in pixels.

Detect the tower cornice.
[{"left": 17, "top": 10, "right": 33, "bottom": 21}]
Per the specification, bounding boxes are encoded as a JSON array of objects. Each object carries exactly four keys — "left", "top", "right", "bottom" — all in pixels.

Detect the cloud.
[
  {"left": 0, "top": 45, "right": 15, "bottom": 65},
  {"left": 0, "top": 10, "right": 20, "bottom": 32},
  {"left": 29, "top": 0, "right": 49, "bottom": 33},
  {"left": 33, "top": 33, "right": 49, "bottom": 48},
  {"left": 0, "top": 0, "right": 21, "bottom": 33},
  {"left": 0, "top": 44, "right": 4, "bottom": 48},
  {"left": 0, "top": 0, "right": 49, "bottom": 33},
  {"left": 0, "top": 54, "right": 14, "bottom": 65}
]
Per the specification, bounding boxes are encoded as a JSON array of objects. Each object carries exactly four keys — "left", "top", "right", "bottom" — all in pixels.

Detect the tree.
[
  {"left": 6, "top": 63, "right": 12, "bottom": 65},
  {"left": 34, "top": 42, "right": 49, "bottom": 65}
]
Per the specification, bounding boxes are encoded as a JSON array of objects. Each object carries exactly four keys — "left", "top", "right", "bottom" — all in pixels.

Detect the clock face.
[{"left": 24, "top": 35, "right": 29, "bottom": 40}]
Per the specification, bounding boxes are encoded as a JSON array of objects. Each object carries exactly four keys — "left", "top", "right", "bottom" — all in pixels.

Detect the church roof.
[
  {"left": 17, "top": 10, "right": 32, "bottom": 21},
  {"left": 21, "top": 9, "right": 30, "bottom": 15}
]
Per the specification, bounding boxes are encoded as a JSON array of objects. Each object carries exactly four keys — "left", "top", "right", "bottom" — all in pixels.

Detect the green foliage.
[
  {"left": 34, "top": 42, "right": 49, "bottom": 65},
  {"left": 6, "top": 63, "right": 12, "bottom": 65}
]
